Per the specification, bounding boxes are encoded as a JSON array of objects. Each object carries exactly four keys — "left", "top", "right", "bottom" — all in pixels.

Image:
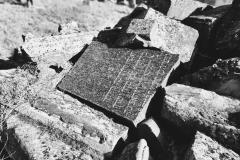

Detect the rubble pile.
[{"left": 0, "top": 0, "right": 240, "bottom": 160}]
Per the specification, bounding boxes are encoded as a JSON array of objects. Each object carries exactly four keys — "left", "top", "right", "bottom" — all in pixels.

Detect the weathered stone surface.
[
  {"left": 185, "top": 131, "right": 240, "bottom": 160},
  {"left": 115, "top": 4, "right": 149, "bottom": 30},
  {"left": 179, "top": 58, "right": 240, "bottom": 100},
  {"left": 148, "top": 0, "right": 210, "bottom": 20},
  {"left": 5, "top": 111, "right": 103, "bottom": 160},
  {"left": 183, "top": 5, "right": 230, "bottom": 53},
  {"left": 182, "top": 5, "right": 230, "bottom": 70},
  {"left": 119, "top": 14, "right": 199, "bottom": 63},
  {"left": 211, "top": 0, "right": 240, "bottom": 59},
  {"left": 162, "top": 84, "right": 240, "bottom": 153},
  {"left": 118, "top": 139, "right": 150, "bottom": 160},
  {"left": 126, "top": 19, "right": 156, "bottom": 40},
  {"left": 58, "top": 41, "right": 180, "bottom": 126},
  {"left": 22, "top": 32, "right": 97, "bottom": 69}
]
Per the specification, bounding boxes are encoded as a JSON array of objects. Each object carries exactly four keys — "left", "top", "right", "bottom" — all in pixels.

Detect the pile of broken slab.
[{"left": 0, "top": 0, "right": 240, "bottom": 160}]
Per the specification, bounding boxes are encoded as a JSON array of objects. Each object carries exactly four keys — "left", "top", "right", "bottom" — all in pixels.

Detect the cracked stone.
[
  {"left": 184, "top": 131, "right": 240, "bottom": 160},
  {"left": 162, "top": 83, "right": 240, "bottom": 153},
  {"left": 58, "top": 41, "right": 180, "bottom": 126}
]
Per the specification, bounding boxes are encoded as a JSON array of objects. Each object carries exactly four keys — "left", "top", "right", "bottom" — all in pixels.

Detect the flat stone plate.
[{"left": 58, "top": 41, "right": 179, "bottom": 125}]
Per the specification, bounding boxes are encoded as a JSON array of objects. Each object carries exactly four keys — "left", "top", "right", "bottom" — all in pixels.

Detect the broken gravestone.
[
  {"left": 161, "top": 83, "right": 240, "bottom": 154},
  {"left": 179, "top": 58, "right": 240, "bottom": 100},
  {"left": 58, "top": 41, "right": 180, "bottom": 126},
  {"left": 119, "top": 15, "right": 199, "bottom": 63},
  {"left": 184, "top": 131, "right": 240, "bottom": 160}
]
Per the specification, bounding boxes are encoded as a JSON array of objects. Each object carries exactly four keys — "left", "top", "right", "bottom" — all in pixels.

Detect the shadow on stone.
[{"left": 69, "top": 44, "right": 89, "bottom": 65}]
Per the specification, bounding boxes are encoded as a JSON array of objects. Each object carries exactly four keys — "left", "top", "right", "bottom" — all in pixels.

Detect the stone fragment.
[
  {"left": 5, "top": 112, "right": 103, "bottom": 160},
  {"left": 118, "top": 15, "right": 199, "bottom": 63},
  {"left": 162, "top": 83, "right": 240, "bottom": 153},
  {"left": 22, "top": 31, "right": 97, "bottom": 69},
  {"left": 115, "top": 4, "right": 149, "bottom": 30},
  {"left": 148, "top": 0, "right": 210, "bottom": 20},
  {"left": 182, "top": 5, "right": 230, "bottom": 69},
  {"left": 184, "top": 131, "right": 240, "bottom": 160},
  {"left": 210, "top": 0, "right": 240, "bottom": 59},
  {"left": 183, "top": 5, "right": 230, "bottom": 53},
  {"left": 179, "top": 58, "right": 240, "bottom": 100},
  {"left": 58, "top": 41, "right": 180, "bottom": 126},
  {"left": 0, "top": 34, "right": 129, "bottom": 157},
  {"left": 118, "top": 139, "right": 149, "bottom": 160}
]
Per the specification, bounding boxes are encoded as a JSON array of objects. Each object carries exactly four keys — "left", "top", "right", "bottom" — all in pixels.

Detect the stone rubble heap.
[{"left": 0, "top": 0, "right": 240, "bottom": 160}]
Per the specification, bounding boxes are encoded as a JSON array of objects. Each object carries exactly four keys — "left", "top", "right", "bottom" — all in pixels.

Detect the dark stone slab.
[
  {"left": 182, "top": 5, "right": 230, "bottom": 70},
  {"left": 58, "top": 41, "right": 179, "bottom": 126},
  {"left": 211, "top": 0, "right": 240, "bottom": 59}
]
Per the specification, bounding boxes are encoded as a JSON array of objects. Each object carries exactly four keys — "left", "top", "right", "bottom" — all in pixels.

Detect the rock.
[
  {"left": 211, "top": 0, "right": 240, "bottom": 59},
  {"left": 5, "top": 111, "right": 103, "bottom": 160},
  {"left": 183, "top": 5, "right": 230, "bottom": 54},
  {"left": 58, "top": 41, "right": 180, "bottom": 126},
  {"left": 185, "top": 131, "right": 240, "bottom": 160},
  {"left": 117, "top": 13, "right": 199, "bottom": 63},
  {"left": 182, "top": 5, "right": 230, "bottom": 70},
  {"left": 118, "top": 139, "right": 149, "bottom": 160},
  {"left": 22, "top": 31, "right": 98, "bottom": 70},
  {"left": 179, "top": 58, "right": 240, "bottom": 100},
  {"left": 162, "top": 83, "right": 240, "bottom": 153},
  {"left": 148, "top": 0, "right": 210, "bottom": 20}
]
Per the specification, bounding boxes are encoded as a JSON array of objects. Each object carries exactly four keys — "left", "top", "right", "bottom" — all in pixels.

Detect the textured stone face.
[
  {"left": 22, "top": 32, "right": 97, "bottom": 69},
  {"left": 162, "top": 84, "right": 240, "bottom": 153},
  {"left": 184, "top": 132, "right": 240, "bottom": 160},
  {"left": 120, "top": 14, "right": 199, "bottom": 63},
  {"left": 6, "top": 113, "right": 104, "bottom": 160},
  {"left": 58, "top": 41, "right": 180, "bottom": 126},
  {"left": 183, "top": 5, "right": 230, "bottom": 53},
  {"left": 126, "top": 19, "right": 156, "bottom": 40},
  {"left": 182, "top": 5, "right": 230, "bottom": 70}
]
